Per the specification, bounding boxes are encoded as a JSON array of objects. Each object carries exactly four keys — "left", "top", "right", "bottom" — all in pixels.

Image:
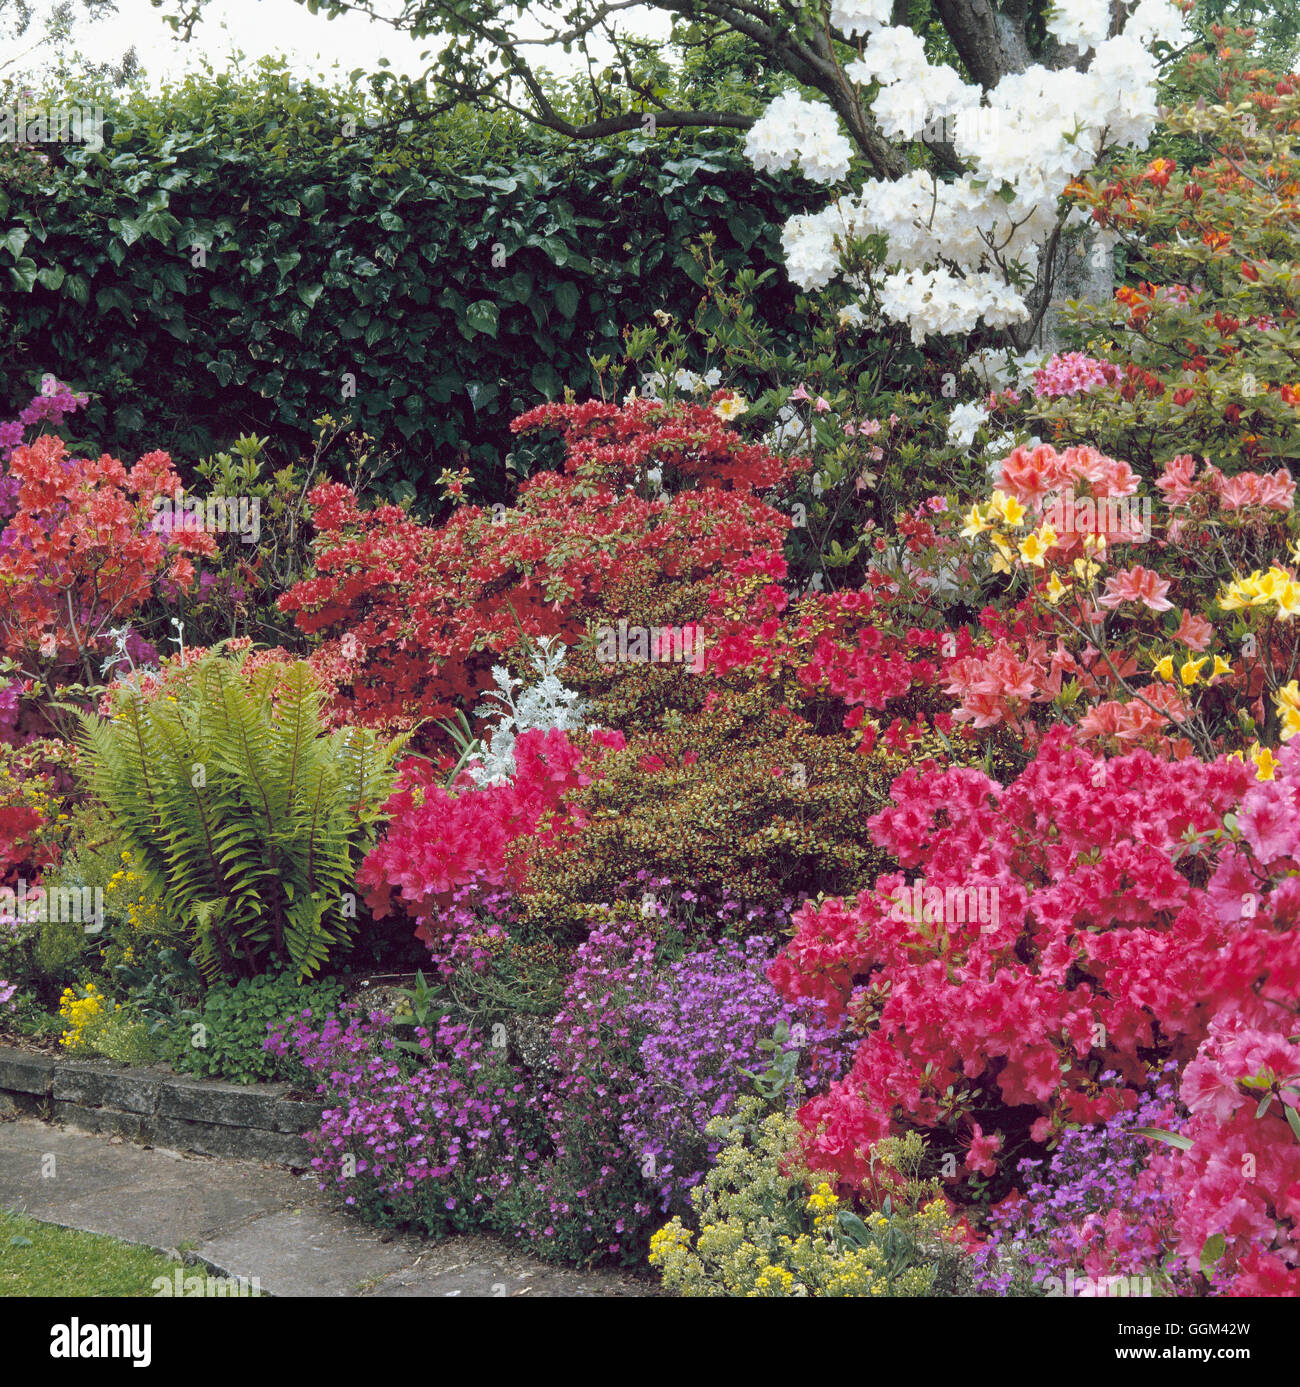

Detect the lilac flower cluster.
[
  {"left": 512, "top": 909, "right": 845, "bottom": 1264},
  {"left": 972, "top": 1065, "right": 1194, "bottom": 1296},
  {"left": 267, "top": 1005, "right": 543, "bottom": 1237},
  {"left": 626, "top": 933, "right": 845, "bottom": 1210},
  {"left": 272, "top": 881, "right": 845, "bottom": 1266}
]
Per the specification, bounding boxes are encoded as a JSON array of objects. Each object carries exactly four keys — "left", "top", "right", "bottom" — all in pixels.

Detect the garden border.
[{"left": 0, "top": 1046, "right": 323, "bottom": 1167}]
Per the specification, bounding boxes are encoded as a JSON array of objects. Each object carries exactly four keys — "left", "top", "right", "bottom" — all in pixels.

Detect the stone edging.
[{"left": 0, "top": 1046, "right": 323, "bottom": 1167}]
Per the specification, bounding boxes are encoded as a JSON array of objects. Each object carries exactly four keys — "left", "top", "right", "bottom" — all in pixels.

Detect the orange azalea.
[
  {"left": 1173, "top": 608, "right": 1214, "bottom": 652},
  {"left": 1098, "top": 564, "right": 1174, "bottom": 613}
]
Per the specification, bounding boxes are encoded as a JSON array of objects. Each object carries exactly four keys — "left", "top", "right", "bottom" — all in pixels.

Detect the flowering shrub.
[
  {"left": 649, "top": 1099, "right": 970, "bottom": 1297},
  {"left": 745, "top": 0, "right": 1190, "bottom": 341},
  {"left": 973, "top": 1067, "right": 1195, "bottom": 1296},
  {"left": 279, "top": 399, "right": 800, "bottom": 735},
  {"left": 0, "top": 428, "right": 214, "bottom": 682},
  {"left": 358, "top": 726, "right": 625, "bottom": 946},
  {"left": 770, "top": 731, "right": 1254, "bottom": 1183},
  {"left": 1042, "top": 57, "right": 1300, "bottom": 475}
]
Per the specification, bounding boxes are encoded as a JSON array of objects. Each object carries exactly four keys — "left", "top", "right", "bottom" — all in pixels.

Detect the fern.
[{"left": 75, "top": 649, "right": 403, "bottom": 982}]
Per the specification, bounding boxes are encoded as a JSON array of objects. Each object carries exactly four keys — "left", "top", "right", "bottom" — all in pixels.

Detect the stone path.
[{"left": 0, "top": 1116, "right": 654, "bottom": 1297}]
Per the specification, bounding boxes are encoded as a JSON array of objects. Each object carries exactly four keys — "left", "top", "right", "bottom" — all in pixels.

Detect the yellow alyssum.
[
  {"left": 648, "top": 1100, "right": 963, "bottom": 1298},
  {"left": 57, "top": 982, "right": 117, "bottom": 1051}
]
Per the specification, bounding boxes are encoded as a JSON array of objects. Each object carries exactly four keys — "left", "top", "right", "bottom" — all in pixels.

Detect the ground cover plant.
[{"left": 1, "top": 5, "right": 1298, "bottom": 1303}]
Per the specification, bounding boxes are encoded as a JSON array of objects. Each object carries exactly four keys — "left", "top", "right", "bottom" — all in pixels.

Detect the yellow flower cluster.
[
  {"left": 105, "top": 851, "right": 165, "bottom": 936},
  {"left": 1276, "top": 681, "right": 1300, "bottom": 741},
  {"left": 1152, "top": 653, "right": 1231, "bottom": 687},
  {"left": 1230, "top": 742, "right": 1279, "bottom": 780},
  {"left": 57, "top": 982, "right": 118, "bottom": 1050},
  {"left": 1219, "top": 566, "right": 1300, "bottom": 618},
  {"left": 647, "top": 1099, "right": 960, "bottom": 1298},
  {"left": 960, "top": 492, "right": 1071, "bottom": 576}
]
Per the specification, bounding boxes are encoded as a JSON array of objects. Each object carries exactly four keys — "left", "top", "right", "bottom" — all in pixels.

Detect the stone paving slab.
[{"left": 0, "top": 1116, "right": 654, "bottom": 1297}]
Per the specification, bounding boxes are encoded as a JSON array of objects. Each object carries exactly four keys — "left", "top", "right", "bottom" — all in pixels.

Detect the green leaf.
[
  {"left": 296, "top": 282, "right": 324, "bottom": 310},
  {"left": 463, "top": 299, "right": 499, "bottom": 338},
  {"left": 36, "top": 265, "right": 65, "bottom": 291},
  {"left": 1286, "top": 1102, "right": 1300, "bottom": 1146},
  {"left": 0, "top": 226, "right": 29, "bottom": 259},
  {"left": 553, "top": 281, "right": 580, "bottom": 320},
  {"left": 7, "top": 258, "right": 38, "bottom": 292},
  {"left": 1132, "top": 1126, "right": 1193, "bottom": 1151},
  {"left": 1200, "top": 1233, "right": 1225, "bottom": 1278}
]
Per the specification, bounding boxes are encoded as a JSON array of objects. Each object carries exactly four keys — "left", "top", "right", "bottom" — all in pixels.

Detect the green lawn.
[{"left": 0, "top": 1208, "right": 179, "bottom": 1297}]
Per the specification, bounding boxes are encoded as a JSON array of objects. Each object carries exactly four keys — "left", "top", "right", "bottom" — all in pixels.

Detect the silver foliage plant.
[{"left": 463, "top": 634, "right": 588, "bottom": 786}]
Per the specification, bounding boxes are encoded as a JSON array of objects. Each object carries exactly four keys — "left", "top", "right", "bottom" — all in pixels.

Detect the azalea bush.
[{"left": 279, "top": 397, "right": 802, "bottom": 736}]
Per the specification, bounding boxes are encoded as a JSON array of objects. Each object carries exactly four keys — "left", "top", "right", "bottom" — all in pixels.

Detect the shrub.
[
  {"left": 0, "top": 63, "right": 811, "bottom": 499},
  {"left": 278, "top": 398, "right": 798, "bottom": 733},
  {"left": 518, "top": 685, "right": 921, "bottom": 934},
  {"left": 770, "top": 731, "right": 1254, "bottom": 1186},
  {"left": 172, "top": 973, "right": 347, "bottom": 1084},
  {"left": 648, "top": 1097, "right": 971, "bottom": 1297},
  {"left": 75, "top": 646, "right": 404, "bottom": 981}
]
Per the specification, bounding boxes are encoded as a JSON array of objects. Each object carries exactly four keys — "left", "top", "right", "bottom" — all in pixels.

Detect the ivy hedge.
[{"left": 0, "top": 71, "right": 813, "bottom": 501}]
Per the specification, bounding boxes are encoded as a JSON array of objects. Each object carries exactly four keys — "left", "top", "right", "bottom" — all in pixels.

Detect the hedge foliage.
[{"left": 0, "top": 64, "right": 812, "bottom": 501}]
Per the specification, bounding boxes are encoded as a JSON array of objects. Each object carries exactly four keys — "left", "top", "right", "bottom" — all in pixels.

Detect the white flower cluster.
[
  {"left": 744, "top": 90, "right": 854, "bottom": 184},
  {"left": 641, "top": 366, "right": 723, "bottom": 400},
  {"left": 847, "top": 27, "right": 979, "bottom": 140},
  {"left": 946, "top": 400, "right": 990, "bottom": 449},
  {"left": 829, "top": 0, "right": 894, "bottom": 37},
  {"left": 463, "top": 635, "right": 587, "bottom": 787},
  {"left": 752, "top": 0, "right": 1191, "bottom": 342},
  {"left": 1045, "top": 0, "right": 1113, "bottom": 53},
  {"left": 763, "top": 402, "right": 814, "bottom": 455},
  {"left": 961, "top": 345, "right": 1050, "bottom": 389}
]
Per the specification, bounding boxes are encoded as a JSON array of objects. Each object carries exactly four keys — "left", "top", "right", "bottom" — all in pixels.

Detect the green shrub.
[
  {"left": 169, "top": 973, "right": 346, "bottom": 1085},
  {"left": 0, "top": 60, "right": 811, "bottom": 503}
]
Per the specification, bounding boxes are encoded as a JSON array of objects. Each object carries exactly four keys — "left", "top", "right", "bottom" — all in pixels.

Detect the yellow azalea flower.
[
  {"left": 1274, "top": 577, "right": 1300, "bottom": 619},
  {"left": 1211, "top": 655, "right": 1232, "bottom": 679},
  {"left": 960, "top": 504, "right": 990, "bottom": 539},
  {"left": 1072, "top": 557, "right": 1100, "bottom": 584},
  {"left": 1276, "top": 681, "right": 1300, "bottom": 741},
  {"left": 1180, "top": 655, "right": 1209, "bottom": 686},
  {"left": 1019, "top": 531, "right": 1050, "bottom": 567},
  {"left": 1044, "top": 572, "right": 1069, "bottom": 605},
  {"left": 1220, "top": 570, "right": 1270, "bottom": 610},
  {"left": 988, "top": 533, "right": 1014, "bottom": 575},
  {"left": 988, "top": 491, "right": 1026, "bottom": 527},
  {"left": 1153, "top": 655, "right": 1175, "bottom": 681},
  {"left": 713, "top": 394, "right": 748, "bottom": 421},
  {"left": 1248, "top": 743, "right": 1278, "bottom": 781}
]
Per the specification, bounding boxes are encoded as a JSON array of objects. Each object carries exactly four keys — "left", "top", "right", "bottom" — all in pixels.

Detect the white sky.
[{"left": 16, "top": 0, "right": 671, "bottom": 88}]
